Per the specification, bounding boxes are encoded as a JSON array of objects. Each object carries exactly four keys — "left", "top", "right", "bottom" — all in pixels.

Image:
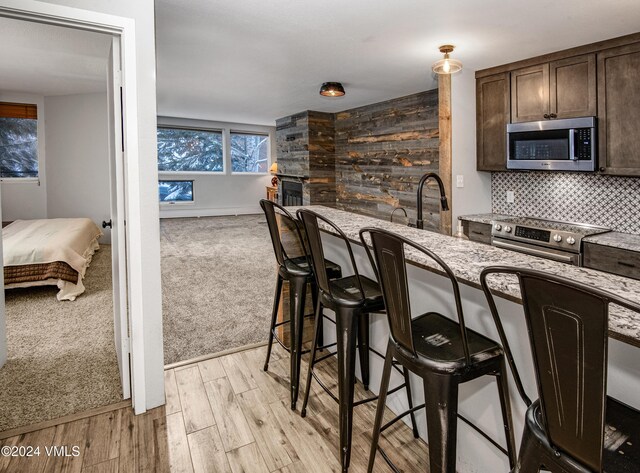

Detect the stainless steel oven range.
[{"left": 491, "top": 217, "right": 610, "bottom": 266}]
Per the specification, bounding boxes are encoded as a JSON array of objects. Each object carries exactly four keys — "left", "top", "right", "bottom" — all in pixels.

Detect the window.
[
  {"left": 0, "top": 102, "right": 38, "bottom": 179},
  {"left": 159, "top": 180, "right": 194, "bottom": 203},
  {"left": 230, "top": 132, "right": 268, "bottom": 173},
  {"left": 157, "top": 127, "right": 223, "bottom": 172}
]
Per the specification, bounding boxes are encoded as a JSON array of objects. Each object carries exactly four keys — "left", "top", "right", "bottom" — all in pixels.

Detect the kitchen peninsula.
[{"left": 292, "top": 205, "right": 640, "bottom": 473}]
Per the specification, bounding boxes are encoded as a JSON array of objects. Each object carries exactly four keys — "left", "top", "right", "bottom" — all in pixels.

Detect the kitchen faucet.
[{"left": 416, "top": 172, "right": 449, "bottom": 230}]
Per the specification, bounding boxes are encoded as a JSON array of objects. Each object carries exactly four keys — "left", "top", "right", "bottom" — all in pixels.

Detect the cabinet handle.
[
  {"left": 543, "top": 113, "right": 550, "bottom": 119},
  {"left": 618, "top": 261, "right": 636, "bottom": 268},
  {"left": 549, "top": 113, "right": 557, "bottom": 119},
  {"left": 599, "top": 167, "right": 606, "bottom": 172},
  {"left": 471, "top": 231, "right": 484, "bottom": 235}
]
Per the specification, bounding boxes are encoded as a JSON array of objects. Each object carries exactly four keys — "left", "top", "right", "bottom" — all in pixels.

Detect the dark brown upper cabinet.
[
  {"left": 511, "top": 64, "right": 549, "bottom": 123},
  {"left": 550, "top": 54, "right": 597, "bottom": 118},
  {"left": 597, "top": 42, "right": 640, "bottom": 176},
  {"left": 476, "top": 72, "right": 510, "bottom": 171},
  {"left": 511, "top": 54, "right": 596, "bottom": 123}
]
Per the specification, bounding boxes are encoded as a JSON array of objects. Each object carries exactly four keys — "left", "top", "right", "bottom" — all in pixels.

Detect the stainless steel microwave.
[{"left": 507, "top": 117, "right": 596, "bottom": 171}]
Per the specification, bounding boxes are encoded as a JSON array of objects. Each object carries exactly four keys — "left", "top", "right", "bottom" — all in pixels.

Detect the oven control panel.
[
  {"left": 492, "top": 221, "right": 581, "bottom": 253},
  {"left": 514, "top": 226, "right": 550, "bottom": 242}
]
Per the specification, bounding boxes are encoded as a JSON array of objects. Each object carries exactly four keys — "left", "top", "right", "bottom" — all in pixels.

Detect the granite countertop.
[
  {"left": 293, "top": 206, "right": 640, "bottom": 347},
  {"left": 457, "top": 213, "right": 514, "bottom": 224},
  {"left": 584, "top": 231, "right": 640, "bottom": 253}
]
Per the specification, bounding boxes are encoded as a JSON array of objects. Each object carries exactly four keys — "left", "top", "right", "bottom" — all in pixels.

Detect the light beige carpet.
[
  {"left": 0, "top": 246, "right": 122, "bottom": 432},
  {"left": 161, "top": 214, "right": 276, "bottom": 365}
]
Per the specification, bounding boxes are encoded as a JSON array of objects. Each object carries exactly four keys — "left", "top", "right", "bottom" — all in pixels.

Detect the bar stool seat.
[
  {"left": 328, "top": 274, "right": 384, "bottom": 308},
  {"left": 523, "top": 398, "right": 640, "bottom": 472},
  {"left": 411, "top": 312, "right": 502, "bottom": 368},
  {"left": 284, "top": 255, "right": 342, "bottom": 278}
]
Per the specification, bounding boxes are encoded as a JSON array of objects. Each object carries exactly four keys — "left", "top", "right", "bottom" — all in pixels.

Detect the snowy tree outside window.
[
  {"left": 230, "top": 132, "right": 268, "bottom": 173},
  {"left": 157, "top": 127, "right": 223, "bottom": 172},
  {"left": 159, "top": 180, "right": 193, "bottom": 202},
  {"left": 0, "top": 117, "right": 38, "bottom": 178}
]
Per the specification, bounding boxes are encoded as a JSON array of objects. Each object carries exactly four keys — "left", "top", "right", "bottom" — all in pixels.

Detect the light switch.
[
  {"left": 456, "top": 175, "right": 464, "bottom": 188},
  {"left": 506, "top": 191, "right": 515, "bottom": 203}
]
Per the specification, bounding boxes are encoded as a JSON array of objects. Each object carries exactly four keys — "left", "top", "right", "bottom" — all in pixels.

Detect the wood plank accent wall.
[
  {"left": 333, "top": 90, "right": 441, "bottom": 230},
  {"left": 275, "top": 111, "right": 336, "bottom": 206}
]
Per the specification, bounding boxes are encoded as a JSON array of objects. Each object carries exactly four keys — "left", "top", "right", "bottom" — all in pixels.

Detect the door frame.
[
  {"left": 108, "top": 35, "right": 131, "bottom": 401},
  {"left": 0, "top": 0, "right": 148, "bottom": 413}
]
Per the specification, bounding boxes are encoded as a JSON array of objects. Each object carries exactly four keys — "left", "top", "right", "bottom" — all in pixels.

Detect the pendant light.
[
  {"left": 432, "top": 45, "right": 462, "bottom": 75},
  {"left": 319, "top": 82, "right": 345, "bottom": 97}
]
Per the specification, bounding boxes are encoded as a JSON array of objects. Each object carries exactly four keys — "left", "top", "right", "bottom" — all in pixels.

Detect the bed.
[{"left": 3, "top": 218, "right": 103, "bottom": 301}]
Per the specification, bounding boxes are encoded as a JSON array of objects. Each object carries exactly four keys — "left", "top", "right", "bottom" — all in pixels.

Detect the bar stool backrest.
[
  {"left": 360, "top": 227, "right": 471, "bottom": 363},
  {"left": 480, "top": 266, "right": 640, "bottom": 471},
  {"left": 260, "top": 199, "right": 307, "bottom": 270},
  {"left": 297, "top": 209, "right": 365, "bottom": 301}
]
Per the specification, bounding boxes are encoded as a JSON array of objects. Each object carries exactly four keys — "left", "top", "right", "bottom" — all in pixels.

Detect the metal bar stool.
[
  {"left": 260, "top": 199, "right": 342, "bottom": 410},
  {"left": 481, "top": 266, "right": 640, "bottom": 473},
  {"left": 296, "top": 209, "right": 419, "bottom": 473},
  {"left": 361, "top": 227, "right": 517, "bottom": 473}
]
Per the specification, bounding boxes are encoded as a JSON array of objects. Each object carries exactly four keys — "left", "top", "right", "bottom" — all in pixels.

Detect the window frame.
[
  {"left": 156, "top": 125, "right": 225, "bottom": 175},
  {"left": 158, "top": 179, "right": 195, "bottom": 206},
  {"left": 229, "top": 130, "right": 270, "bottom": 175},
  {"left": 0, "top": 102, "right": 40, "bottom": 182},
  {"left": 156, "top": 118, "right": 274, "bottom": 176}
]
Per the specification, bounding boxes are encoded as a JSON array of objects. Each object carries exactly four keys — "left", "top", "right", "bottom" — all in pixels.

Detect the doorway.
[{"left": 0, "top": 15, "right": 130, "bottom": 432}]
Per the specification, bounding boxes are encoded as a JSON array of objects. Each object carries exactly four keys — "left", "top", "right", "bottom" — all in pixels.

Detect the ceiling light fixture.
[
  {"left": 432, "top": 45, "right": 462, "bottom": 75},
  {"left": 319, "top": 82, "right": 345, "bottom": 97}
]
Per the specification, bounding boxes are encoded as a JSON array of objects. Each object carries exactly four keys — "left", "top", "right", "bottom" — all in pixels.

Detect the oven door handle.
[{"left": 492, "top": 239, "right": 575, "bottom": 264}]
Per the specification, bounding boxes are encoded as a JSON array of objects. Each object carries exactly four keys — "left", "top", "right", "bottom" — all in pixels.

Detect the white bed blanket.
[{"left": 3, "top": 218, "right": 103, "bottom": 300}]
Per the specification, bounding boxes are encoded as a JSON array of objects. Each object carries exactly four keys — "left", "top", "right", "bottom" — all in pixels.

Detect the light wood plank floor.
[{"left": 0, "top": 344, "right": 429, "bottom": 472}]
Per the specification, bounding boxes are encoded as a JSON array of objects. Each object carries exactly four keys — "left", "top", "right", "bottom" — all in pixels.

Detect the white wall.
[
  {"left": 0, "top": 91, "right": 48, "bottom": 220},
  {"left": 45, "top": 93, "right": 111, "bottom": 242},
  {"left": 39, "top": 0, "right": 165, "bottom": 410},
  {"left": 0, "top": 199, "right": 4, "bottom": 368},
  {"left": 451, "top": 69, "right": 492, "bottom": 227},
  {"left": 157, "top": 117, "right": 274, "bottom": 218}
]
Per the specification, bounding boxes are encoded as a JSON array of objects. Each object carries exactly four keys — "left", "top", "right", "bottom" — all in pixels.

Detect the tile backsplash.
[{"left": 492, "top": 172, "right": 640, "bottom": 234}]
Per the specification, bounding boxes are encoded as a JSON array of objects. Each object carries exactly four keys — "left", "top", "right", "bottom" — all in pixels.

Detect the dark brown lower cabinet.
[
  {"left": 462, "top": 221, "right": 492, "bottom": 244},
  {"left": 583, "top": 243, "right": 640, "bottom": 280}
]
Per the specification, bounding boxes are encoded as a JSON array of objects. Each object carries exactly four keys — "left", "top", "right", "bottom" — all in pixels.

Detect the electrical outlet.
[
  {"left": 506, "top": 191, "right": 515, "bottom": 203},
  {"left": 456, "top": 175, "right": 464, "bottom": 188}
]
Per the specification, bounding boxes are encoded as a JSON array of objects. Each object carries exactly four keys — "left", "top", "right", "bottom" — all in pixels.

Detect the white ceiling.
[
  {"left": 155, "top": 0, "right": 640, "bottom": 126},
  {"left": 0, "top": 16, "right": 112, "bottom": 97}
]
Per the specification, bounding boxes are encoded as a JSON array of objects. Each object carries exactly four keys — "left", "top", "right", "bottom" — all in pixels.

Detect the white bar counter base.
[{"left": 290, "top": 205, "right": 640, "bottom": 473}]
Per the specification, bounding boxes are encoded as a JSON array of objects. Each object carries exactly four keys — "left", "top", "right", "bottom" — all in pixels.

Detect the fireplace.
[{"left": 281, "top": 180, "right": 303, "bottom": 206}]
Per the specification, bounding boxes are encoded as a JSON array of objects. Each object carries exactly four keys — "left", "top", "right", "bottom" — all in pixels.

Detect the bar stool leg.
[
  {"left": 495, "top": 358, "right": 517, "bottom": 469},
  {"left": 514, "top": 427, "right": 542, "bottom": 473},
  {"left": 357, "top": 312, "right": 370, "bottom": 390},
  {"left": 335, "top": 306, "right": 359, "bottom": 473},
  {"left": 289, "top": 276, "right": 307, "bottom": 410},
  {"left": 310, "top": 281, "right": 324, "bottom": 351},
  {"left": 300, "top": 296, "right": 323, "bottom": 418},
  {"left": 423, "top": 374, "right": 459, "bottom": 473},
  {"left": 264, "top": 274, "right": 283, "bottom": 371},
  {"left": 402, "top": 366, "right": 420, "bottom": 439},
  {"left": 367, "top": 344, "right": 394, "bottom": 473}
]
